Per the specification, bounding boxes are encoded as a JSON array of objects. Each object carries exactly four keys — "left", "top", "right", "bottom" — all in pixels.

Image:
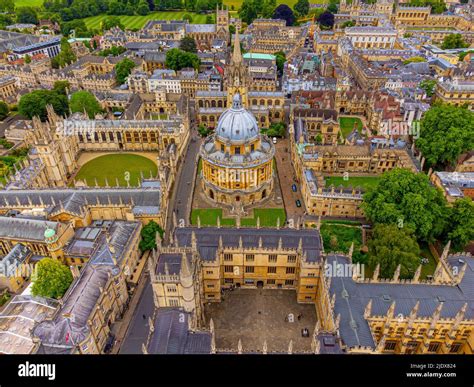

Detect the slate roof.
[
  {"left": 327, "top": 254, "right": 474, "bottom": 350},
  {"left": 0, "top": 217, "right": 60, "bottom": 242},
  {"left": 33, "top": 221, "right": 140, "bottom": 350},
  {"left": 174, "top": 227, "right": 322, "bottom": 262},
  {"left": 0, "top": 187, "right": 161, "bottom": 216},
  {"left": 147, "top": 308, "right": 211, "bottom": 354}
]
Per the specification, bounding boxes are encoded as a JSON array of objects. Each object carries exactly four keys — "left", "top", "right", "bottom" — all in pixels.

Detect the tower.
[
  {"left": 44, "top": 227, "right": 65, "bottom": 261},
  {"left": 225, "top": 32, "right": 249, "bottom": 108},
  {"left": 216, "top": 5, "right": 229, "bottom": 42}
]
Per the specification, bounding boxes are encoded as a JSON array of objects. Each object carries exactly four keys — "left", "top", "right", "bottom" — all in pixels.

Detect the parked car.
[
  {"left": 291, "top": 184, "right": 297, "bottom": 192},
  {"left": 296, "top": 199, "right": 301, "bottom": 207},
  {"left": 272, "top": 137, "right": 277, "bottom": 144}
]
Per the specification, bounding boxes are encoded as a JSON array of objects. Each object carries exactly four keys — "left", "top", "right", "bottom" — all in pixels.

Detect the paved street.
[
  {"left": 274, "top": 138, "right": 305, "bottom": 224},
  {"left": 164, "top": 132, "right": 202, "bottom": 241},
  {"left": 119, "top": 279, "right": 155, "bottom": 354}
]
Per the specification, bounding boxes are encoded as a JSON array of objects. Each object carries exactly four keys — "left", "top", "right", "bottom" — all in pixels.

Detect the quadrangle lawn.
[
  {"left": 83, "top": 12, "right": 213, "bottom": 30},
  {"left": 73, "top": 154, "right": 158, "bottom": 187},
  {"left": 339, "top": 117, "right": 364, "bottom": 139},
  {"left": 14, "top": 0, "right": 44, "bottom": 7},
  {"left": 324, "top": 176, "right": 381, "bottom": 191},
  {"left": 191, "top": 208, "right": 286, "bottom": 227}
]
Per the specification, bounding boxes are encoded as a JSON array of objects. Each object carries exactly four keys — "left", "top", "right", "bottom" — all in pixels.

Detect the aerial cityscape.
[{"left": 0, "top": 0, "right": 473, "bottom": 370}]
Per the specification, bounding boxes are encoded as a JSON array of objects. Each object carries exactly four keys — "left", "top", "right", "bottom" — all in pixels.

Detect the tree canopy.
[
  {"left": 51, "top": 38, "right": 77, "bottom": 69},
  {"left": 180, "top": 36, "right": 198, "bottom": 53},
  {"left": 362, "top": 168, "right": 448, "bottom": 242},
  {"left": 419, "top": 79, "right": 436, "bottom": 97},
  {"left": 0, "top": 101, "right": 8, "bottom": 121},
  {"left": 239, "top": 0, "right": 259, "bottom": 24},
  {"left": 165, "top": 48, "right": 200, "bottom": 71},
  {"left": 415, "top": 104, "right": 474, "bottom": 169},
  {"left": 31, "top": 258, "right": 73, "bottom": 299},
  {"left": 273, "top": 4, "right": 295, "bottom": 26},
  {"left": 441, "top": 33, "right": 469, "bottom": 49},
  {"left": 53, "top": 80, "right": 71, "bottom": 95},
  {"left": 70, "top": 91, "right": 102, "bottom": 118},
  {"left": 16, "top": 7, "right": 39, "bottom": 24},
  {"left": 294, "top": 0, "right": 309, "bottom": 17},
  {"left": 444, "top": 198, "right": 474, "bottom": 251},
  {"left": 139, "top": 220, "right": 164, "bottom": 252},
  {"left": 318, "top": 10, "right": 335, "bottom": 29},
  {"left": 273, "top": 50, "right": 286, "bottom": 74},
  {"left": 368, "top": 224, "right": 420, "bottom": 279},
  {"left": 19, "top": 90, "right": 69, "bottom": 121},
  {"left": 115, "top": 57, "right": 136, "bottom": 84}
]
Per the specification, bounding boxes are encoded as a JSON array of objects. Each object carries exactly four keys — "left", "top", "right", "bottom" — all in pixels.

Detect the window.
[
  {"left": 224, "top": 278, "right": 234, "bottom": 284},
  {"left": 207, "top": 284, "right": 215, "bottom": 288},
  {"left": 235, "top": 147, "right": 241, "bottom": 155},
  {"left": 285, "top": 279, "right": 294, "bottom": 285},
  {"left": 224, "top": 265, "right": 233, "bottom": 273},
  {"left": 450, "top": 342, "right": 462, "bottom": 353},
  {"left": 224, "top": 253, "right": 233, "bottom": 261},
  {"left": 169, "top": 299, "right": 179, "bottom": 307},
  {"left": 287, "top": 255, "right": 296, "bottom": 263},
  {"left": 251, "top": 144, "right": 255, "bottom": 152},
  {"left": 384, "top": 341, "right": 397, "bottom": 351},
  {"left": 221, "top": 144, "right": 225, "bottom": 152},
  {"left": 206, "top": 270, "right": 213, "bottom": 275},
  {"left": 246, "top": 254, "right": 255, "bottom": 262},
  {"left": 167, "top": 286, "right": 177, "bottom": 293},
  {"left": 286, "top": 267, "right": 296, "bottom": 274},
  {"left": 306, "top": 285, "right": 314, "bottom": 289},
  {"left": 308, "top": 272, "right": 315, "bottom": 277},
  {"left": 268, "top": 267, "right": 277, "bottom": 273},
  {"left": 428, "top": 342, "right": 440, "bottom": 353},
  {"left": 245, "top": 266, "right": 254, "bottom": 273},
  {"left": 267, "top": 279, "right": 275, "bottom": 284}
]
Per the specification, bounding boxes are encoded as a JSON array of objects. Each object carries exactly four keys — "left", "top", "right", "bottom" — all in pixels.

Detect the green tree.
[
  {"left": 115, "top": 57, "right": 136, "bottom": 84},
  {"left": 419, "top": 79, "right": 436, "bottom": 97},
  {"left": 70, "top": 91, "right": 102, "bottom": 118},
  {"left": 317, "top": 10, "right": 334, "bottom": 29},
  {"left": 16, "top": 7, "right": 38, "bottom": 24},
  {"left": 139, "top": 220, "right": 164, "bottom": 252},
  {"left": 239, "top": 0, "right": 258, "bottom": 24},
  {"left": 273, "top": 4, "right": 295, "bottom": 26},
  {"left": 24, "top": 54, "right": 31, "bottom": 64},
  {"left": 53, "top": 80, "right": 71, "bottom": 95},
  {"left": 0, "top": 0, "right": 14, "bottom": 12},
  {"left": 165, "top": 48, "right": 200, "bottom": 71},
  {"left": 441, "top": 33, "right": 468, "bottom": 49},
  {"left": 416, "top": 104, "right": 474, "bottom": 169},
  {"left": 326, "top": 0, "right": 338, "bottom": 13},
  {"left": 182, "top": 13, "right": 193, "bottom": 22},
  {"left": 137, "top": 0, "right": 150, "bottom": 15},
  {"left": 445, "top": 198, "right": 474, "bottom": 251},
  {"left": 368, "top": 224, "right": 420, "bottom": 279},
  {"left": 31, "top": 258, "right": 73, "bottom": 299},
  {"left": 294, "top": 0, "right": 309, "bottom": 17},
  {"left": 18, "top": 90, "right": 69, "bottom": 121},
  {"left": 0, "top": 101, "right": 8, "bottom": 120},
  {"left": 362, "top": 168, "right": 448, "bottom": 242},
  {"left": 101, "top": 16, "right": 124, "bottom": 31},
  {"left": 51, "top": 38, "right": 77, "bottom": 69},
  {"left": 273, "top": 50, "right": 286, "bottom": 74},
  {"left": 180, "top": 36, "right": 197, "bottom": 53},
  {"left": 198, "top": 124, "right": 211, "bottom": 137}
]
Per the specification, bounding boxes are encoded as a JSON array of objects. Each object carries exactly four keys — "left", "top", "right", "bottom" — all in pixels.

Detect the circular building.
[{"left": 200, "top": 93, "right": 275, "bottom": 206}]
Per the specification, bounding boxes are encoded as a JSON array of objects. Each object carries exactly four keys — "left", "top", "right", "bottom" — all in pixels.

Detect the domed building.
[{"left": 200, "top": 93, "right": 275, "bottom": 206}]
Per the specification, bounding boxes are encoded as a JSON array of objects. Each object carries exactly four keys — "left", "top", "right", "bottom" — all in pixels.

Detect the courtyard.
[
  {"left": 72, "top": 153, "right": 158, "bottom": 187},
  {"left": 205, "top": 288, "right": 317, "bottom": 353}
]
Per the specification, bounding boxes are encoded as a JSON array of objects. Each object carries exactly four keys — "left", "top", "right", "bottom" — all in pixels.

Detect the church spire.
[{"left": 232, "top": 31, "right": 242, "bottom": 64}]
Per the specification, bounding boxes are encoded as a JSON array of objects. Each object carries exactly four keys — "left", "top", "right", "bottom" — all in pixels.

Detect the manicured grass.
[
  {"left": 83, "top": 12, "right": 213, "bottom": 30},
  {"left": 14, "top": 0, "right": 44, "bottom": 7},
  {"left": 191, "top": 208, "right": 236, "bottom": 226},
  {"left": 191, "top": 208, "right": 286, "bottom": 227},
  {"left": 320, "top": 223, "right": 365, "bottom": 262},
  {"left": 339, "top": 117, "right": 363, "bottom": 139},
  {"left": 419, "top": 244, "right": 438, "bottom": 280},
  {"left": 241, "top": 208, "right": 286, "bottom": 227},
  {"left": 74, "top": 154, "right": 157, "bottom": 187},
  {"left": 324, "top": 176, "right": 381, "bottom": 191}
]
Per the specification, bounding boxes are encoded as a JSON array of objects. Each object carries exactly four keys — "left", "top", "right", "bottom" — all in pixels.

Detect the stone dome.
[{"left": 215, "top": 93, "right": 259, "bottom": 144}]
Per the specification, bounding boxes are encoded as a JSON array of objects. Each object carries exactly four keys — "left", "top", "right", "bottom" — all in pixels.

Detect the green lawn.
[
  {"left": 320, "top": 223, "right": 365, "bottom": 263},
  {"left": 324, "top": 176, "right": 380, "bottom": 191},
  {"left": 14, "top": 0, "right": 44, "bottom": 7},
  {"left": 191, "top": 208, "right": 286, "bottom": 227},
  {"left": 74, "top": 154, "right": 157, "bottom": 187},
  {"left": 83, "top": 12, "right": 213, "bottom": 30},
  {"left": 419, "top": 244, "right": 438, "bottom": 280},
  {"left": 339, "top": 117, "right": 363, "bottom": 139}
]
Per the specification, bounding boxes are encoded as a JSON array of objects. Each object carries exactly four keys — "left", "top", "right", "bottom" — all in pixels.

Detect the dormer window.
[{"left": 235, "top": 147, "right": 241, "bottom": 155}]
